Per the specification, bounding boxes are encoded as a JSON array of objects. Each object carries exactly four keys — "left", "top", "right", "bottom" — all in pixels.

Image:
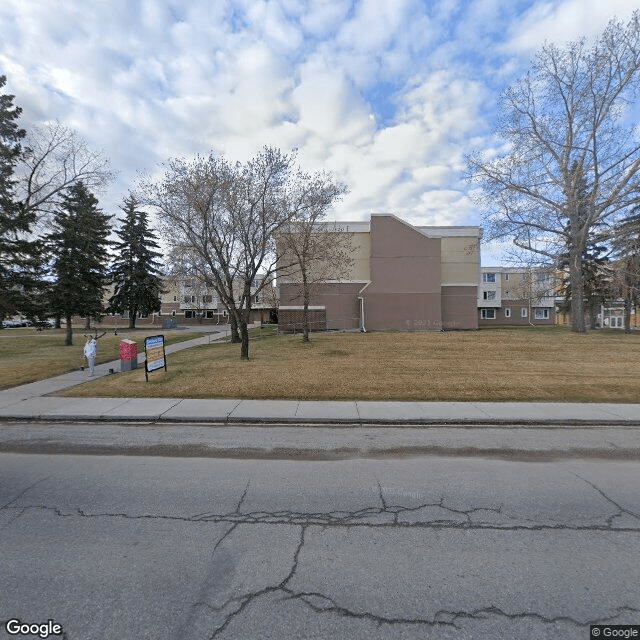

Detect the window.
[
  {"left": 481, "top": 309, "right": 496, "bottom": 319},
  {"left": 185, "top": 310, "right": 194, "bottom": 319},
  {"left": 205, "top": 310, "right": 214, "bottom": 319},
  {"left": 521, "top": 308, "right": 528, "bottom": 318},
  {"left": 203, "top": 295, "right": 213, "bottom": 304},
  {"left": 534, "top": 308, "right": 549, "bottom": 320},
  {"left": 171, "top": 310, "right": 176, "bottom": 317},
  {"left": 504, "top": 308, "right": 511, "bottom": 318},
  {"left": 173, "top": 296, "right": 177, "bottom": 302},
  {"left": 483, "top": 291, "right": 496, "bottom": 300},
  {"left": 191, "top": 295, "right": 196, "bottom": 303},
  {"left": 504, "top": 273, "right": 509, "bottom": 281},
  {"left": 482, "top": 273, "right": 496, "bottom": 283}
]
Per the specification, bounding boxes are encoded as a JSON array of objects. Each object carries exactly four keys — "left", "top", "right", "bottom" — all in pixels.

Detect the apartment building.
[
  {"left": 85, "top": 277, "right": 276, "bottom": 328},
  {"left": 157, "top": 277, "right": 276, "bottom": 326},
  {"left": 278, "top": 214, "right": 482, "bottom": 332},
  {"left": 478, "top": 267, "right": 556, "bottom": 327}
]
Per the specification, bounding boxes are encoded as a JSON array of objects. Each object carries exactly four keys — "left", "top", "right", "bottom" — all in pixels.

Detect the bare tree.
[
  {"left": 278, "top": 182, "right": 351, "bottom": 341},
  {"left": 140, "top": 147, "right": 339, "bottom": 360},
  {"left": 469, "top": 12, "right": 640, "bottom": 333},
  {"left": 15, "top": 121, "right": 115, "bottom": 222}
]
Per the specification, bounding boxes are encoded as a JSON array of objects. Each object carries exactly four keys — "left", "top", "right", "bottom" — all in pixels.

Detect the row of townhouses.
[{"left": 62, "top": 213, "right": 637, "bottom": 331}]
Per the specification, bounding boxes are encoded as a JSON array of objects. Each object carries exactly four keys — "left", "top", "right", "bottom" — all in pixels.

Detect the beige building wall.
[
  {"left": 346, "top": 231, "right": 371, "bottom": 282},
  {"left": 277, "top": 228, "right": 370, "bottom": 284},
  {"left": 440, "top": 236, "right": 480, "bottom": 286},
  {"left": 278, "top": 215, "right": 481, "bottom": 332}
]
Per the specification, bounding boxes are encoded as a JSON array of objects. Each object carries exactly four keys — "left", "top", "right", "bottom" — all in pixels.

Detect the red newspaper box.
[{"left": 119, "top": 339, "right": 138, "bottom": 371}]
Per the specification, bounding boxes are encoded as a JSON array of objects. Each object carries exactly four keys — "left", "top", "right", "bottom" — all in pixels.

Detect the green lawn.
[{"left": 64, "top": 326, "right": 640, "bottom": 403}]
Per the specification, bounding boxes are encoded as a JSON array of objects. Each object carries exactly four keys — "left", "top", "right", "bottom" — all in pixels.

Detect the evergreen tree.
[
  {"left": 0, "top": 75, "right": 44, "bottom": 323},
  {"left": 108, "top": 194, "right": 164, "bottom": 329},
  {"left": 558, "top": 234, "right": 610, "bottom": 329},
  {"left": 556, "top": 164, "right": 611, "bottom": 328},
  {"left": 47, "top": 182, "right": 111, "bottom": 345},
  {"left": 610, "top": 208, "right": 640, "bottom": 333}
]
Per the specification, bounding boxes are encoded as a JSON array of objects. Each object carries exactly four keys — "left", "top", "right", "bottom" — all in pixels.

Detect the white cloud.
[
  {"left": 1, "top": 0, "right": 634, "bottom": 242},
  {"left": 507, "top": 0, "right": 639, "bottom": 52}
]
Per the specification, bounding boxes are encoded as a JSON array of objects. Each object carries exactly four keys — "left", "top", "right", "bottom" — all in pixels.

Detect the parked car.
[{"left": 2, "top": 318, "right": 32, "bottom": 327}]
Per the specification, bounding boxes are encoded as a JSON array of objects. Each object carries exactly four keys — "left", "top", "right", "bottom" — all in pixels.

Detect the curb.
[
  {"left": 2, "top": 415, "right": 640, "bottom": 427},
  {"left": 1, "top": 440, "right": 639, "bottom": 461}
]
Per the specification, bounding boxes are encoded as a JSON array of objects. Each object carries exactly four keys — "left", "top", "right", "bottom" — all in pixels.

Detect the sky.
[{"left": 1, "top": 0, "right": 639, "bottom": 263}]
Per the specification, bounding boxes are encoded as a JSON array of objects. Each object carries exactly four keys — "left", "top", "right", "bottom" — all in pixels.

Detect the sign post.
[{"left": 144, "top": 335, "right": 166, "bottom": 382}]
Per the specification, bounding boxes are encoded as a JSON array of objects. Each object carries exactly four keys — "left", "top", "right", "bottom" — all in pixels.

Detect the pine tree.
[
  {"left": 47, "top": 182, "right": 112, "bottom": 345},
  {"left": 0, "top": 75, "right": 44, "bottom": 323},
  {"left": 109, "top": 194, "right": 164, "bottom": 329},
  {"left": 610, "top": 208, "right": 640, "bottom": 333}
]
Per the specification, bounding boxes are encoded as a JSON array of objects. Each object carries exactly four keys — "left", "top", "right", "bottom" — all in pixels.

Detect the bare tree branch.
[
  {"left": 15, "top": 121, "right": 116, "bottom": 223},
  {"left": 468, "top": 11, "right": 640, "bottom": 333}
]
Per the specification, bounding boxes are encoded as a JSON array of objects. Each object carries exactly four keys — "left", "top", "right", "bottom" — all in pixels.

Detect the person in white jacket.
[{"left": 82, "top": 332, "right": 106, "bottom": 376}]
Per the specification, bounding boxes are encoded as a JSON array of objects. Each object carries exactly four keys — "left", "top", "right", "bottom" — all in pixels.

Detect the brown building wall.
[
  {"left": 363, "top": 292, "right": 442, "bottom": 330},
  {"left": 278, "top": 308, "right": 327, "bottom": 333},
  {"left": 279, "top": 282, "right": 362, "bottom": 330},
  {"left": 442, "top": 286, "right": 478, "bottom": 330},
  {"left": 478, "top": 300, "right": 556, "bottom": 327},
  {"left": 75, "top": 307, "right": 270, "bottom": 330},
  {"left": 362, "top": 215, "right": 442, "bottom": 331}
]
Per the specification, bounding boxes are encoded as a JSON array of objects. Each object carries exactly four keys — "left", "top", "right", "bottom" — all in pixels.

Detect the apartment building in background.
[
  {"left": 278, "top": 214, "right": 482, "bottom": 332},
  {"left": 82, "top": 277, "right": 276, "bottom": 329},
  {"left": 478, "top": 266, "right": 556, "bottom": 327}
]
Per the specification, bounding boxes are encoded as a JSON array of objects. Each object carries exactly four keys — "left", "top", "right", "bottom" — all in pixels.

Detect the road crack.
[
  {"left": 3, "top": 498, "right": 640, "bottom": 532},
  {"left": 572, "top": 472, "right": 640, "bottom": 527},
  {"left": 199, "top": 525, "right": 307, "bottom": 639}
]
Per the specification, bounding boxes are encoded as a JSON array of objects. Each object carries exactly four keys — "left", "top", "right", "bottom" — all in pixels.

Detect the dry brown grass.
[
  {"left": 0, "top": 328, "right": 204, "bottom": 389},
  {"left": 65, "top": 327, "right": 640, "bottom": 402}
]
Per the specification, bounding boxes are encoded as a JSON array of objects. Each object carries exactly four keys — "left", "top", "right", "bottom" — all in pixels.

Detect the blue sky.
[{"left": 1, "top": 0, "right": 639, "bottom": 261}]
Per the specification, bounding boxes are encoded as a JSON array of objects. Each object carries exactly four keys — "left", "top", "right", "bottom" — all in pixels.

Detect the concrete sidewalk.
[
  {"left": 0, "top": 325, "right": 639, "bottom": 426},
  {"left": 1, "top": 394, "right": 640, "bottom": 425}
]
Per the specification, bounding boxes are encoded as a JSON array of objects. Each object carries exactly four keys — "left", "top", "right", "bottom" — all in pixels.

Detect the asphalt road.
[{"left": 1, "top": 452, "right": 639, "bottom": 640}]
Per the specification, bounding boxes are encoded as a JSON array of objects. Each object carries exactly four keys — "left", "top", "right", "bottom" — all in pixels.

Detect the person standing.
[
  {"left": 82, "top": 331, "right": 106, "bottom": 376},
  {"left": 83, "top": 336, "right": 97, "bottom": 375}
]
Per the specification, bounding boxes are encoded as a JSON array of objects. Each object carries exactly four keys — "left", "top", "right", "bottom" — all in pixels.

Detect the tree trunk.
[
  {"left": 588, "top": 300, "right": 598, "bottom": 330},
  {"left": 229, "top": 313, "right": 241, "bottom": 343},
  {"left": 240, "top": 288, "right": 252, "bottom": 359},
  {"left": 85, "top": 316, "right": 91, "bottom": 330},
  {"left": 129, "top": 308, "right": 136, "bottom": 330},
  {"left": 569, "top": 244, "right": 587, "bottom": 334},
  {"left": 624, "top": 294, "right": 632, "bottom": 334},
  {"left": 302, "top": 274, "right": 310, "bottom": 342},
  {"left": 240, "top": 311, "right": 250, "bottom": 360},
  {"left": 65, "top": 314, "right": 73, "bottom": 346}
]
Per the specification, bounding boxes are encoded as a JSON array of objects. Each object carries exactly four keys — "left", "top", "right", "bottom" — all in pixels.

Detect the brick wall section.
[
  {"left": 278, "top": 308, "right": 326, "bottom": 333},
  {"left": 278, "top": 282, "right": 362, "bottom": 330}
]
